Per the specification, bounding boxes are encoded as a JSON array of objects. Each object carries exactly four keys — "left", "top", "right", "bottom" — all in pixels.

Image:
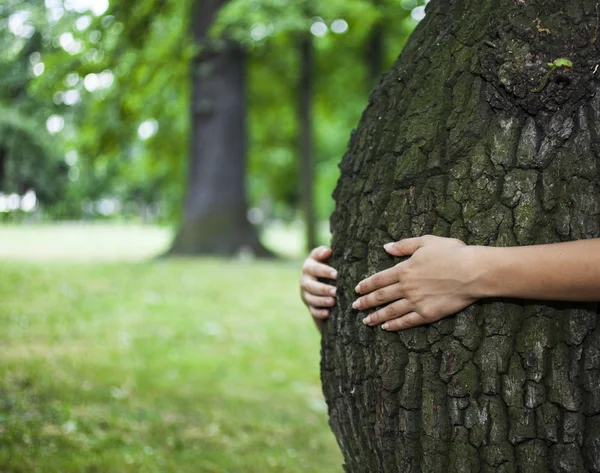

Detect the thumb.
[{"left": 384, "top": 237, "right": 424, "bottom": 257}]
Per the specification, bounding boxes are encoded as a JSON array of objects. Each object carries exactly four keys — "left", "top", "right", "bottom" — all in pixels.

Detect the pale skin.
[
  {"left": 299, "top": 246, "right": 338, "bottom": 332},
  {"left": 300, "top": 235, "right": 600, "bottom": 332}
]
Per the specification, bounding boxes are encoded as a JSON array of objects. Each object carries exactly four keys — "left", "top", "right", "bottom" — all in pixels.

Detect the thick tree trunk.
[
  {"left": 322, "top": 1, "right": 600, "bottom": 471},
  {"left": 366, "top": 1, "right": 384, "bottom": 88},
  {"left": 169, "top": 0, "right": 270, "bottom": 256},
  {"left": 299, "top": 35, "right": 317, "bottom": 253}
]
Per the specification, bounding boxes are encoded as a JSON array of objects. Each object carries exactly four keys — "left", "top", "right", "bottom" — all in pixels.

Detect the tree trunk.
[
  {"left": 322, "top": 1, "right": 600, "bottom": 471},
  {"left": 169, "top": 0, "right": 271, "bottom": 256},
  {"left": 366, "top": 1, "right": 384, "bottom": 88},
  {"left": 299, "top": 35, "right": 317, "bottom": 253}
]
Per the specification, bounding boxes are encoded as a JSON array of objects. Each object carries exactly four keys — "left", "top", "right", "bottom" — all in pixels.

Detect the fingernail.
[
  {"left": 320, "top": 248, "right": 327, "bottom": 257},
  {"left": 384, "top": 243, "right": 394, "bottom": 251},
  {"left": 322, "top": 310, "right": 329, "bottom": 317},
  {"left": 352, "top": 300, "right": 361, "bottom": 309},
  {"left": 362, "top": 316, "right": 370, "bottom": 325},
  {"left": 382, "top": 323, "right": 389, "bottom": 330},
  {"left": 329, "top": 287, "right": 336, "bottom": 296},
  {"left": 330, "top": 270, "right": 338, "bottom": 279},
  {"left": 355, "top": 284, "right": 361, "bottom": 293}
]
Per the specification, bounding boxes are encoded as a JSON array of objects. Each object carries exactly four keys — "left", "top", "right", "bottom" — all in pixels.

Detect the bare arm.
[
  {"left": 354, "top": 236, "right": 600, "bottom": 331},
  {"left": 471, "top": 239, "right": 600, "bottom": 301}
]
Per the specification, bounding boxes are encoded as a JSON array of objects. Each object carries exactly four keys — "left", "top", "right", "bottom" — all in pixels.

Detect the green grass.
[
  {"left": 0, "top": 225, "right": 342, "bottom": 472},
  {"left": 0, "top": 221, "right": 331, "bottom": 261}
]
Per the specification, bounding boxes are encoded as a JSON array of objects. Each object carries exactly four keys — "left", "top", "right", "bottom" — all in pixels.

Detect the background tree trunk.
[
  {"left": 169, "top": 0, "right": 270, "bottom": 256},
  {"left": 322, "top": 1, "right": 600, "bottom": 471},
  {"left": 366, "top": 0, "right": 384, "bottom": 89},
  {"left": 299, "top": 34, "right": 317, "bottom": 253}
]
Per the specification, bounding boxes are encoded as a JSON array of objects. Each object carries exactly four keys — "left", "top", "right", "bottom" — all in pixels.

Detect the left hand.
[{"left": 353, "top": 235, "right": 480, "bottom": 331}]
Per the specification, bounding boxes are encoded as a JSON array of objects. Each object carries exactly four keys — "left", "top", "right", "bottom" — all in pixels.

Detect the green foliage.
[
  {"left": 532, "top": 57, "right": 574, "bottom": 93},
  {"left": 548, "top": 57, "right": 573, "bottom": 69},
  {"left": 0, "top": 1, "right": 68, "bottom": 210},
  {"left": 0, "top": 0, "right": 426, "bottom": 223},
  {"left": 0, "top": 106, "right": 67, "bottom": 202},
  {"left": 237, "top": 0, "right": 425, "bottom": 220}
]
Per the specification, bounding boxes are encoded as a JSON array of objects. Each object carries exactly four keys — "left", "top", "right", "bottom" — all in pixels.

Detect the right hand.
[{"left": 300, "top": 246, "right": 338, "bottom": 321}]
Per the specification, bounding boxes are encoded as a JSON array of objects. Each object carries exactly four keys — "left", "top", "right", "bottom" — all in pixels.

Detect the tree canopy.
[{"left": 1, "top": 0, "right": 426, "bottom": 225}]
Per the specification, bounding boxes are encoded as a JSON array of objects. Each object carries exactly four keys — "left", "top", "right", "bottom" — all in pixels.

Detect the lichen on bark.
[{"left": 322, "top": 1, "right": 600, "bottom": 471}]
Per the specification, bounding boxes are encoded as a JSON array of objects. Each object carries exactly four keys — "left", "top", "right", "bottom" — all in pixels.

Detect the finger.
[
  {"left": 309, "top": 246, "right": 332, "bottom": 262},
  {"left": 309, "top": 306, "right": 329, "bottom": 319},
  {"left": 352, "top": 282, "right": 403, "bottom": 310},
  {"left": 301, "top": 276, "right": 336, "bottom": 297},
  {"left": 362, "top": 299, "right": 412, "bottom": 326},
  {"left": 304, "top": 258, "right": 338, "bottom": 280},
  {"left": 383, "top": 236, "right": 427, "bottom": 257},
  {"left": 381, "top": 312, "right": 424, "bottom": 331},
  {"left": 303, "top": 293, "right": 335, "bottom": 308},
  {"left": 355, "top": 266, "right": 398, "bottom": 294}
]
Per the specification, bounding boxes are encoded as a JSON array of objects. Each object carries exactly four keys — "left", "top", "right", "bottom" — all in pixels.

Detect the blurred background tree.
[
  {"left": 0, "top": 0, "right": 427, "bottom": 254},
  {"left": 0, "top": 1, "right": 430, "bottom": 469}
]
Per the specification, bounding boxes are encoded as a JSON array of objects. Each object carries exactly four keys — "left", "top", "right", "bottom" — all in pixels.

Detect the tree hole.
[{"left": 554, "top": 74, "right": 571, "bottom": 88}]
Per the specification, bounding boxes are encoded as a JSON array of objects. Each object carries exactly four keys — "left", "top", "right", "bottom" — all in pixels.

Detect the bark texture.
[
  {"left": 322, "top": 1, "right": 600, "bottom": 471},
  {"left": 169, "top": 0, "right": 270, "bottom": 256}
]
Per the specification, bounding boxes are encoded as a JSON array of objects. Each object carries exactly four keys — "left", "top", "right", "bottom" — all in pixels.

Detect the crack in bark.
[{"left": 322, "top": 1, "right": 600, "bottom": 471}]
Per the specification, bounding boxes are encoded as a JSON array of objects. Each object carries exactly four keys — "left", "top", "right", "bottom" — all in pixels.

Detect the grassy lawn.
[{"left": 0, "top": 224, "right": 342, "bottom": 472}]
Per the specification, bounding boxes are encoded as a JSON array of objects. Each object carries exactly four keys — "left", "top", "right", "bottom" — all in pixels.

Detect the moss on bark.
[{"left": 322, "top": 0, "right": 600, "bottom": 471}]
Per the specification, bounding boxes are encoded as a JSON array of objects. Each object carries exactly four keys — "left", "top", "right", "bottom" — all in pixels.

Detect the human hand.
[
  {"left": 300, "top": 246, "right": 338, "bottom": 323},
  {"left": 353, "top": 235, "right": 480, "bottom": 331}
]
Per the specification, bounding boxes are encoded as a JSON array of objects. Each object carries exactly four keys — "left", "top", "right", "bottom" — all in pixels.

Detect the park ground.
[{"left": 0, "top": 223, "right": 342, "bottom": 472}]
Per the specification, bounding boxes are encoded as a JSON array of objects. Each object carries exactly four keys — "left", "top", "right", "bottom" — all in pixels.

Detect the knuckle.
[
  {"left": 405, "top": 286, "right": 418, "bottom": 301},
  {"left": 375, "top": 289, "right": 386, "bottom": 302},
  {"left": 384, "top": 304, "right": 396, "bottom": 319},
  {"left": 388, "top": 319, "right": 400, "bottom": 330},
  {"left": 420, "top": 305, "right": 434, "bottom": 320}
]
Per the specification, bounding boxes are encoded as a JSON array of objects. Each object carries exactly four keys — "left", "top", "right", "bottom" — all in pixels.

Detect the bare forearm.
[{"left": 471, "top": 239, "right": 600, "bottom": 302}]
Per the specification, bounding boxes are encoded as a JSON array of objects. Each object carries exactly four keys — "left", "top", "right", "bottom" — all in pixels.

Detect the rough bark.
[
  {"left": 299, "top": 35, "right": 317, "bottom": 253},
  {"left": 169, "top": 0, "right": 270, "bottom": 256},
  {"left": 322, "top": 1, "right": 600, "bottom": 471}
]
